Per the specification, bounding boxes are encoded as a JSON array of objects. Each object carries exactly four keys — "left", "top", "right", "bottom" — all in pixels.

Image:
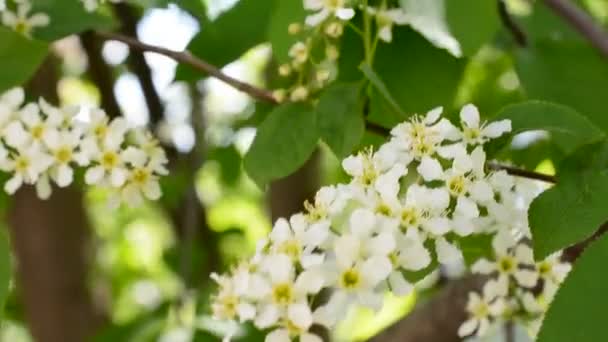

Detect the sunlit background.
[{"left": 1, "top": 0, "right": 606, "bottom": 340}]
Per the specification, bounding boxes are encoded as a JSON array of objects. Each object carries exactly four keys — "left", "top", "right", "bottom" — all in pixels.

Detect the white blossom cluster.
[
  {"left": 0, "top": 0, "right": 49, "bottom": 37},
  {"left": 208, "top": 104, "right": 568, "bottom": 342},
  {"left": 0, "top": 87, "right": 168, "bottom": 206},
  {"left": 273, "top": 0, "right": 409, "bottom": 103},
  {"left": 460, "top": 231, "right": 571, "bottom": 338}
]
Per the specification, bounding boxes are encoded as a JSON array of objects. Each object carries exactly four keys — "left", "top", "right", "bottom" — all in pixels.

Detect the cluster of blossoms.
[
  {"left": 0, "top": 87, "right": 168, "bottom": 207},
  {"left": 0, "top": 0, "right": 49, "bottom": 37},
  {"left": 273, "top": 0, "right": 409, "bottom": 103},
  {"left": 461, "top": 231, "right": 571, "bottom": 338},
  {"left": 210, "top": 104, "right": 568, "bottom": 341}
]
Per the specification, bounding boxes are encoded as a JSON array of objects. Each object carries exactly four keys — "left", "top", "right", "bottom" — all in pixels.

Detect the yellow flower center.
[
  {"left": 401, "top": 207, "right": 420, "bottom": 227},
  {"left": 278, "top": 240, "right": 302, "bottom": 261},
  {"left": 101, "top": 151, "right": 119, "bottom": 169},
  {"left": 131, "top": 168, "right": 149, "bottom": 184},
  {"left": 31, "top": 125, "right": 44, "bottom": 140},
  {"left": 448, "top": 175, "right": 466, "bottom": 196},
  {"left": 272, "top": 283, "right": 293, "bottom": 305},
  {"left": 498, "top": 256, "right": 515, "bottom": 273},
  {"left": 55, "top": 147, "right": 72, "bottom": 164},
  {"left": 94, "top": 125, "right": 107, "bottom": 139},
  {"left": 473, "top": 302, "right": 489, "bottom": 319},
  {"left": 538, "top": 261, "right": 552, "bottom": 275},
  {"left": 15, "top": 156, "right": 29, "bottom": 172},
  {"left": 340, "top": 268, "right": 361, "bottom": 289}
]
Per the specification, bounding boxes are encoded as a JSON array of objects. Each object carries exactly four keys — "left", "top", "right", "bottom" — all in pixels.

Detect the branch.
[
  {"left": 96, "top": 31, "right": 279, "bottom": 104},
  {"left": 113, "top": 3, "right": 165, "bottom": 126},
  {"left": 486, "top": 162, "right": 557, "bottom": 183},
  {"left": 542, "top": 0, "right": 608, "bottom": 57},
  {"left": 498, "top": 0, "right": 527, "bottom": 47}
]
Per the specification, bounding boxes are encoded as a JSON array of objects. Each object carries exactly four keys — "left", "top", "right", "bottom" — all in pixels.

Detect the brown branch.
[
  {"left": 80, "top": 31, "right": 122, "bottom": 119},
  {"left": 486, "top": 162, "right": 557, "bottom": 183},
  {"left": 96, "top": 31, "right": 279, "bottom": 104},
  {"left": 542, "top": 0, "right": 608, "bottom": 57},
  {"left": 498, "top": 0, "right": 527, "bottom": 47},
  {"left": 113, "top": 3, "right": 165, "bottom": 125}
]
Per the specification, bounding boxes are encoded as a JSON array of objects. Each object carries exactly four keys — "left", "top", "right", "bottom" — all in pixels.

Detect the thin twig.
[
  {"left": 542, "top": 0, "right": 608, "bottom": 57},
  {"left": 498, "top": 0, "right": 527, "bottom": 47},
  {"left": 487, "top": 162, "right": 557, "bottom": 183},
  {"left": 96, "top": 31, "right": 279, "bottom": 104}
]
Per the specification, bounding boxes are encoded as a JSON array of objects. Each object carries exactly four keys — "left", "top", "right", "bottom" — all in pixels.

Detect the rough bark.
[
  {"left": 371, "top": 276, "right": 485, "bottom": 342},
  {"left": 7, "top": 57, "right": 102, "bottom": 342},
  {"left": 269, "top": 151, "right": 320, "bottom": 221}
]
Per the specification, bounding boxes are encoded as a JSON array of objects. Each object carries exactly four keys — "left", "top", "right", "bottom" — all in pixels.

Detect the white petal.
[
  {"left": 55, "top": 164, "right": 73, "bottom": 187},
  {"left": 4, "top": 121, "right": 29, "bottom": 148},
  {"left": 303, "top": 0, "right": 323, "bottom": 10},
  {"left": 458, "top": 318, "right": 478, "bottom": 337},
  {"left": 334, "top": 235, "right": 360, "bottom": 269},
  {"left": 236, "top": 303, "right": 256, "bottom": 322},
  {"left": 349, "top": 208, "right": 376, "bottom": 237},
  {"left": 515, "top": 244, "right": 534, "bottom": 263},
  {"left": 460, "top": 104, "right": 480, "bottom": 128},
  {"left": 342, "top": 155, "right": 363, "bottom": 176},
  {"left": 357, "top": 291, "right": 384, "bottom": 311},
  {"left": 295, "top": 269, "right": 325, "bottom": 294},
  {"left": 435, "top": 237, "right": 463, "bottom": 265},
  {"left": 110, "top": 167, "right": 127, "bottom": 187},
  {"left": 5, "top": 174, "right": 22, "bottom": 194},
  {"left": 2, "top": 87, "right": 24, "bottom": 108},
  {"left": 255, "top": 305, "right": 280, "bottom": 329},
  {"left": 424, "top": 217, "right": 450, "bottom": 235},
  {"left": 142, "top": 181, "right": 161, "bottom": 200},
  {"left": 270, "top": 218, "right": 291, "bottom": 244},
  {"left": 378, "top": 25, "right": 392, "bottom": 42},
  {"left": 424, "top": 106, "right": 443, "bottom": 124},
  {"left": 287, "top": 302, "right": 313, "bottom": 330},
  {"left": 367, "top": 232, "right": 396, "bottom": 256},
  {"left": 361, "top": 256, "right": 392, "bottom": 286},
  {"left": 455, "top": 196, "right": 479, "bottom": 218},
  {"left": 471, "top": 259, "right": 496, "bottom": 274},
  {"left": 305, "top": 9, "right": 329, "bottom": 26},
  {"left": 36, "top": 174, "right": 52, "bottom": 199},
  {"left": 470, "top": 180, "right": 494, "bottom": 203},
  {"left": 265, "top": 329, "right": 289, "bottom": 342},
  {"left": 483, "top": 120, "right": 512, "bottom": 138},
  {"left": 85, "top": 166, "right": 105, "bottom": 185},
  {"left": 515, "top": 269, "right": 539, "bottom": 287},
  {"left": 29, "top": 13, "right": 50, "bottom": 27},
  {"left": 388, "top": 272, "right": 413, "bottom": 296},
  {"left": 417, "top": 156, "right": 443, "bottom": 181},
  {"left": 335, "top": 8, "right": 355, "bottom": 20},
  {"left": 263, "top": 254, "right": 293, "bottom": 284}
]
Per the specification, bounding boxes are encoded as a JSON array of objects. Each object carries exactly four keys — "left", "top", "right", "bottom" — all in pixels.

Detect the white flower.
[
  {"left": 289, "top": 42, "right": 309, "bottom": 65},
  {"left": 304, "top": 0, "right": 355, "bottom": 27},
  {"left": 83, "top": 134, "right": 128, "bottom": 188},
  {"left": 0, "top": 87, "right": 24, "bottom": 129},
  {"left": 367, "top": 7, "right": 408, "bottom": 42},
  {"left": 265, "top": 302, "right": 322, "bottom": 342},
  {"left": 268, "top": 214, "right": 329, "bottom": 267},
  {"left": 113, "top": 147, "right": 162, "bottom": 206},
  {"left": 458, "top": 281, "right": 506, "bottom": 337},
  {"left": 472, "top": 233, "right": 539, "bottom": 290},
  {"left": 1, "top": 145, "right": 53, "bottom": 195},
  {"left": 43, "top": 129, "right": 82, "bottom": 188},
  {"left": 2, "top": 1, "right": 50, "bottom": 37},
  {"left": 390, "top": 106, "right": 459, "bottom": 159},
  {"left": 459, "top": 104, "right": 511, "bottom": 145},
  {"left": 536, "top": 252, "right": 571, "bottom": 285}
]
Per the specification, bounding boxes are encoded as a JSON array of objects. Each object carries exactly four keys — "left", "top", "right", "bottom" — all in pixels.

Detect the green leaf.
[
  {"left": 515, "top": 41, "right": 608, "bottom": 133},
  {"left": 0, "top": 27, "right": 49, "bottom": 92},
  {"left": 0, "top": 230, "right": 12, "bottom": 317},
  {"left": 360, "top": 64, "right": 405, "bottom": 117},
  {"left": 537, "top": 232, "right": 608, "bottom": 342},
  {"left": 529, "top": 141, "right": 608, "bottom": 259},
  {"left": 175, "top": 0, "right": 276, "bottom": 82},
  {"left": 31, "top": 0, "right": 115, "bottom": 41},
  {"left": 492, "top": 101, "right": 605, "bottom": 154},
  {"left": 445, "top": 0, "right": 500, "bottom": 56},
  {"left": 244, "top": 103, "right": 318, "bottom": 187},
  {"left": 316, "top": 83, "right": 365, "bottom": 158},
  {"left": 267, "top": 0, "right": 306, "bottom": 64},
  {"left": 369, "top": 26, "right": 466, "bottom": 126}
]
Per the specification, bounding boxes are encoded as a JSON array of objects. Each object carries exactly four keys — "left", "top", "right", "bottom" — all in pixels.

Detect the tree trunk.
[
  {"left": 7, "top": 57, "right": 102, "bottom": 342},
  {"left": 8, "top": 186, "right": 100, "bottom": 342}
]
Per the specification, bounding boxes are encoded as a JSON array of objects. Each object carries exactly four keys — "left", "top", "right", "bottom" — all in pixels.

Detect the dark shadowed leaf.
[{"left": 0, "top": 27, "right": 48, "bottom": 92}]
